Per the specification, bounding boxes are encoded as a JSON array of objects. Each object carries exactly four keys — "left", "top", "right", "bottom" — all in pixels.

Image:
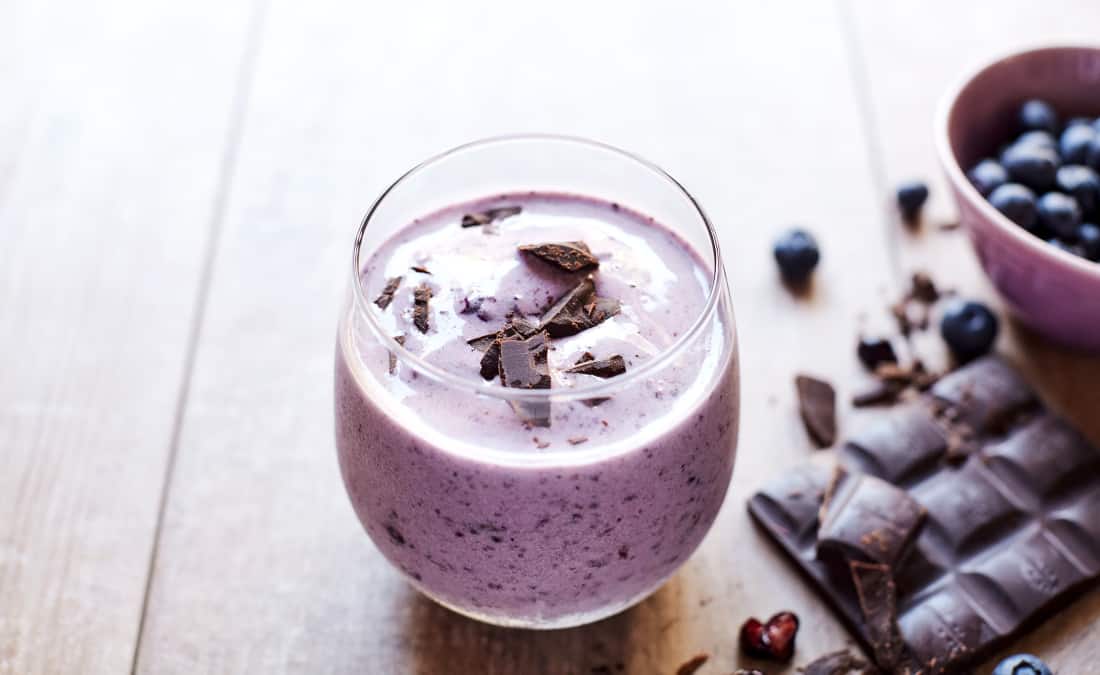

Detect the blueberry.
[
  {"left": 1036, "top": 191, "right": 1082, "bottom": 238},
  {"left": 1014, "top": 129, "right": 1057, "bottom": 151},
  {"left": 773, "top": 229, "right": 820, "bottom": 283},
  {"left": 1002, "top": 144, "right": 1060, "bottom": 191},
  {"left": 1085, "top": 134, "right": 1100, "bottom": 172},
  {"left": 1078, "top": 222, "right": 1100, "bottom": 260},
  {"left": 988, "top": 183, "right": 1038, "bottom": 229},
  {"left": 1055, "top": 164, "right": 1100, "bottom": 214},
  {"left": 1018, "top": 99, "right": 1059, "bottom": 135},
  {"left": 896, "top": 180, "right": 929, "bottom": 221},
  {"left": 1067, "top": 116, "right": 1093, "bottom": 129},
  {"left": 940, "top": 299, "right": 999, "bottom": 362},
  {"left": 992, "top": 653, "right": 1052, "bottom": 675},
  {"left": 968, "top": 159, "right": 1008, "bottom": 196},
  {"left": 1060, "top": 123, "right": 1096, "bottom": 163},
  {"left": 1047, "top": 237, "right": 1085, "bottom": 258}
]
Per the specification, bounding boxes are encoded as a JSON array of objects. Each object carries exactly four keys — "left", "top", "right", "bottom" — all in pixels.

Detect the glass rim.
[{"left": 350, "top": 133, "right": 725, "bottom": 403}]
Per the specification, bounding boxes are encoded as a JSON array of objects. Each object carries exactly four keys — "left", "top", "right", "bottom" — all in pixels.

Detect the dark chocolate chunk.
[
  {"left": 565, "top": 355, "right": 626, "bottom": 379},
  {"left": 749, "top": 357, "right": 1100, "bottom": 674},
  {"left": 469, "top": 319, "right": 540, "bottom": 380},
  {"left": 410, "top": 265, "right": 431, "bottom": 274},
  {"left": 412, "top": 284, "right": 432, "bottom": 333},
  {"left": 499, "top": 332, "right": 551, "bottom": 427},
  {"left": 795, "top": 374, "right": 837, "bottom": 447},
  {"left": 519, "top": 240, "right": 599, "bottom": 271},
  {"left": 910, "top": 271, "right": 939, "bottom": 303},
  {"left": 675, "top": 654, "right": 708, "bottom": 675},
  {"left": 817, "top": 473, "right": 926, "bottom": 568},
  {"left": 800, "top": 649, "right": 867, "bottom": 675},
  {"left": 540, "top": 277, "right": 620, "bottom": 338},
  {"left": 373, "top": 276, "right": 403, "bottom": 309},
  {"left": 857, "top": 336, "right": 897, "bottom": 371},
  {"left": 461, "top": 205, "right": 522, "bottom": 228},
  {"left": 575, "top": 351, "right": 595, "bottom": 365},
  {"left": 388, "top": 335, "right": 406, "bottom": 375},
  {"left": 851, "top": 379, "right": 904, "bottom": 407}
]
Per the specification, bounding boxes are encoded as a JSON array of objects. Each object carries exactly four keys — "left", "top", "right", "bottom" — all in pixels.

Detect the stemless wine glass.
[{"left": 334, "top": 135, "right": 739, "bottom": 629}]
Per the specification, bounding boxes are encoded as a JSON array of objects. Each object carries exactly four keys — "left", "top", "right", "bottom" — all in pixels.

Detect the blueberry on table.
[
  {"left": 896, "top": 180, "right": 929, "bottom": 221},
  {"left": 1060, "top": 123, "right": 1096, "bottom": 164},
  {"left": 1002, "top": 144, "right": 1060, "bottom": 191},
  {"left": 940, "top": 299, "right": 998, "bottom": 362},
  {"left": 968, "top": 159, "right": 1008, "bottom": 196},
  {"left": 1079, "top": 223, "right": 1100, "bottom": 260},
  {"left": 773, "top": 229, "right": 820, "bottom": 283},
  {"left": 1018, "top": 98, "right": 1060, "bottom": 135},
  {"left": 988, "top": 183, "right": 1038, "bottom": 229},
  {"left": 1055, "top": 164, "right": 1100, "bottom": 214},
  {"left": 992, "top": 653, "right": 1052, "bottom": 675},
  {"left": 1036, "top": 191, "right": 1082, "bottom": 238}
]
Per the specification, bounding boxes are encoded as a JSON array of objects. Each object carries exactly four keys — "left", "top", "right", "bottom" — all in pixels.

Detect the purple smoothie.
[{"left": 335, "top": 192, "right": 738, "bottom": 627}]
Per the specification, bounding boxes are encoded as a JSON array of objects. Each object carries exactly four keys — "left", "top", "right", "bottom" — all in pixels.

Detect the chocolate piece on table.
[
  {"left": 748, "top": 356, "right": 1100, "bottom": 674},
  {"left": 795, "top": 374, "right": 837, "bottom": 447},
  {"left": 851, "top": 379, "right": 904, "bottom": 407},
  {"left": 800, "top": 649, "right": 867, "bottom": 675},
  {"left": 412, "top": 283, "right": 432, "bottom": 333},
  {"left": 498, "top": 332, "right": 551, "bottom": 427},
  {"left": 540, "top": 277, "right": 620, "bottom": 338},
  {"left": 565, "top": 355, "right": 626, "bottom": 379},
  {"left": 461, "top": 205, "right": 522, "bottom": 228},
  {"left": 373, "top": 276, "right": 403, "bottom": 309},
  {"left": 817, "top": 473, "right": 926, "bottom": 568},
  {"left": 850, "top": 561, "right": 915, "bottom": 672},
  {"left": 674, "top": 653, "right": 708, "bottom": 675},
  {"left": 518, "top": 241, "right": 599, "bottom": 271}
]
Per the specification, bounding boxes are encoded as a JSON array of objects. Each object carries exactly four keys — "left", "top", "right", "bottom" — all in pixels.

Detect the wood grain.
[
  {"left": 134, "top": 1, "right": 901, "bottom": 673},
  {"left": 0, "top": 1, "right": 256, "bottom": 673},
  {"left": 843, "top": 0, "right": 1100, "bottom": 671}
]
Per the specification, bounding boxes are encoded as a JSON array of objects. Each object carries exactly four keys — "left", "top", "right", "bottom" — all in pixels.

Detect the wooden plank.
[
  {"left": 136, "top": 1, "right": 900, "bottom": 673},
  {"left": 843, "top": 0, "right": 1100, "bottom": 671},
  {"left": 0, "top": 1, "right": 257, "bottom": 673}
]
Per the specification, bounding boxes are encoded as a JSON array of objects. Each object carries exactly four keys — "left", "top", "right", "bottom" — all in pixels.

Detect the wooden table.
[{"left": 4, "top": 1, "right": 1100, "bottom": 672}]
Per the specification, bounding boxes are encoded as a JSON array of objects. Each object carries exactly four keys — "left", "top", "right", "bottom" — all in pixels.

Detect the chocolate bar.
[{"left": 749, "top": 356, "right": 1100, "bottom": 673}]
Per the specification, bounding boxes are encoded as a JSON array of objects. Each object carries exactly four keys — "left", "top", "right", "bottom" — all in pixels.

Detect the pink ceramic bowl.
[{"left": 936, "top": 45, "right": 1100, "bottom": 352}]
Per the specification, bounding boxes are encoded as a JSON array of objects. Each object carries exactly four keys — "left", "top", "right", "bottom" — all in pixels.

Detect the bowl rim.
[{"left": 934, "top": 42, "right": 1100, "bottom": 281}]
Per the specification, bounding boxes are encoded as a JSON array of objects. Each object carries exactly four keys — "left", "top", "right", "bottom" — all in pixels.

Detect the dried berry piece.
[
  {"left": 795, "top": 375, "right": 836, "bottom": 447},
  {"left": 565, "top": 355, "right": 626, "bottom": 378},
  {"left": 461, "top": 205, "right": 522, "bottom": 228},
  {"left": 800, "top": 649, "right": 867, "bottom": 675},
  {"left": 739, "top": 611, "right": 800, "bottom": 662},
  {"left": 541, "top": 277, "right": 620, "bottom": 338},
  {"left": 413, "top": 284, "right": 432, "bottom": 333},
  {"left": 374, "top": 276, "right": 403, "bottom": 309},
  {"left": 519, "top": 241, "right": 599, "bottom": 272},
  {"left": 675, "top": 654, "right": 708, "bottom": 675}
]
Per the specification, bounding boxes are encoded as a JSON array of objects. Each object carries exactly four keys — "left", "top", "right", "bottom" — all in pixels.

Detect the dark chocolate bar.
[{"left": 749, "top": 356, "right": 1100, "bottom": 673}]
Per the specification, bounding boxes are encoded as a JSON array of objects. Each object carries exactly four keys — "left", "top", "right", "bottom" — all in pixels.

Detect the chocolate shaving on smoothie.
[
  {"left": 567, "top": 436, "right": 589, "bottom": 446},
  {"left": 373, "top": 276, "right": 403, "bottom": 309},
  {"left": 410, "top": 265, "right": 431, "bottom": 274},
  {"left": 795, "top": 374, "right": 837, "bottom": 447},
  {"left": 498, "top": 332, "right": 552, "bottom": 427},
  {"left": 540, "top": 276, "right": 621, "bottom": 338},
  {"left": 461, "top": 205, "right": 522, "bottom": 228},
  {"left": 388, "top": 335, "right": 406, "bottom": 375},
  {"left": 519, "top": 241, "right": 599, "bottom": 272},
  {"left": 413, "top": 283, "right": 432, "bottom": 333},
  {"left": 468, "top": 318, "right": 540, "bottom": 381},
  {"left": 565, "top": 355, "right": 626, "bottom": 378}
]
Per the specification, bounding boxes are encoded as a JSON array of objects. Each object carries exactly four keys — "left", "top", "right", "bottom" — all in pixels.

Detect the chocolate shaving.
[
  {"left": 568, "top": 436, "right": 589, "bottom": 446},
  {"left": 468, "top": 319, "right": 540, "bottom": 380},
  {"left": 532, "top": 437, "right": 550, "bottom": 449},
  {"left": 675, "top": 654, "right": 708, "bottom": 675},
  {"left": 800, "top": 649, "right": 868, "bottom": 675},
  {"left": 795, "top": 374, "right": 837, "bottom": 447},
  {"left": 519, "top": 241, "right": 599, "bottom": 272},
  {"left": 388, "top": 335, "right": 406, "bottom": 375},
  {"left": 540, "top": 277, "right": 620, "bottom": 338},
  {"left": 582, "top": 397, "right": 610, "bottom": 408},
  {"left": 850, "top": 561, "right": 917, "bottom": 673},
  {"left": 499, "top": 332, "right": 551, "bottom": 427},
  {"left": 410, "top": 265, "right": 431, "bottom": 274},
  {"left": 461, "top": 205, "right": 522, "bottom": 228},
  {"left": 374, "top": 276, "right": 403, "bottom": 309},
  {"left": 565, "top": 355, "right": 626, "bottom": 379},
  {"left": 575, "top": 351, "right": 595, "bottom": 365},
  {"left": 413, "top": 284, "right": 432, "bottom": 333}
]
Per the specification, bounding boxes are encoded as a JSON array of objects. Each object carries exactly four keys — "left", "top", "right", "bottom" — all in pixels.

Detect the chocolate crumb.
[
  {"left": 675, "top": 654, "right": 708, "bottom": 675},
  {"left": 800, "top": 649, "right": 867, "bottom": 675},
  {"left": 519, "top": 241, "right": 599, "bottom": 272},
  {"left": 461, "top": 205, "right": 522, "bottom": 228},
  {"left": 410, "top": 265, "right": 431, "bottom": 274},
  {"left": 413, "top": 284, "right": 432, "bottom": 333},
  {"left": 851, "top": 379, "right": 905, "bottom": 407},
  {"left": 532, "top": 437, "right": 550, "bottom": 449},
  {"left": 568, "top": 436, "right": 589, "bottom": 446},
  {"left": 795, "top": 374, "right": 837, "bottom": 447},
  {"left": 910, "top": 271, "right": 939, "bottom": 303},
  {"left": 582, "top": 397, "right": 611, "bottom": 408},
  {"left": 541, "top": 277, "right": 620, "bottom": 338},
  {"left": 938, "top": 220, "right": 961, "bottom": 231},
  {"left": 388, "top": 335, "right": 406, "bottom": 375},
  {"left": 576, "top": 351, "right": 596, "bottom": 365},
  {"left": 374, "top": 276, "right": 403, "bottom": 309},
  {"left": 565, "top": 355, "right": 626, "bottom": 379}
]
